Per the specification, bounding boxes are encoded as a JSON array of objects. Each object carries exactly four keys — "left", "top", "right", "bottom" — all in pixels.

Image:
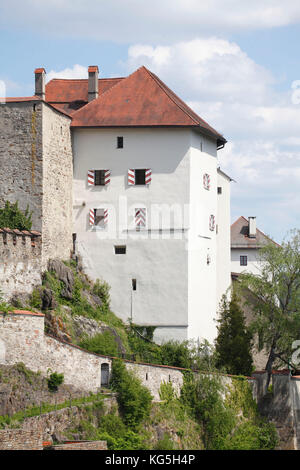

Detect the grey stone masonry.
[
  {"left": 0, "top": 101, "right": 73, "bottom": 271},
  {"left": 0, "top": 101, "right": 43, "bottom": 230},
  {"left": 0, "top": 310, "right": 257, "bottom": 403},
  {"left": 0, "top": 428, "right": 43, "bottom": 450},
  {"left": 0, "top": 229, "right": 42, "bottom": 301}
]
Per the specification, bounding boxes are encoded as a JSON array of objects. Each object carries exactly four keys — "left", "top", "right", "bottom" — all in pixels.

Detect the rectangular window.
[
  {"left": 95, "top": 208, "right": 105, "bottom": 227},
  {"left": 135, "top": 169, "right": 146, "bottom": 185},
  {"left": 132, "top": 279, "right": 137, "bottom": 291},
  {"left": 94, "top": 170, "right": 106, "bottom": 186},
  {"left": 117, "top": 136, "right": 123, "bottom": 148},
  {"left": 115, "top": 245, "right": 126, "bottom": 254},
  {"left": 135, "top": 208, "right": 146, "bottom": 230},
  {"left": 217, "top": 187, "right": 222, "bottom": 194},
  {"left": 240, "top": 255, "right": 248, "bottom": 266}
]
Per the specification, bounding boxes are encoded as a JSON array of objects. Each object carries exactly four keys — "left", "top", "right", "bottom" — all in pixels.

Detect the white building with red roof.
[
  {"left": 231, "top": 216, "right": 279, "bottom": 276},
  {"left": 0, "top": 65, "right": 232, "bottom": 344}
]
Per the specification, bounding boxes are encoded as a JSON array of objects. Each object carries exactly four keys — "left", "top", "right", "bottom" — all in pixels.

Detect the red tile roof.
[
  {"left": 45, "top": 78, "right": 123, "bottom": 104},
  {"left": 231, "top": 216, "right": 280, "bottom": 249},
  {"left": 1, "top": 310, "right": 45, "bottom": 317},
  {"left": 69, "top": 66, "right": 226, "bottom": 146},
  {"left": 3, "top": 96, "right": 42, "bottom": 102}
]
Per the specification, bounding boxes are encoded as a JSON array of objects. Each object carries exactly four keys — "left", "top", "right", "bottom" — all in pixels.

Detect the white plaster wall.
[
  {"left": 73, "top": 127, "right": 223, "bottom": 344},
  {"left": 216, "top": 170, "right": 231, "bottom": 307},
  {"left": 231, "top": 248, "right": 262, "bottom": 275},
  {"left": 73, "top": 128, "right": 191, "bottom": 343},
  {"left": 188, "top": 131, "right": 218, "bottom": 342}
]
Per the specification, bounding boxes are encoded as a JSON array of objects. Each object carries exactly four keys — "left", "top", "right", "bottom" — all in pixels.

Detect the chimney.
[
  {"left": 34, "top": 68, "right": 46, "bottom": 99},
  {"left": 88, "top": 65, "right": 99, "bottom": 102},
  {"left": 248, "top": 216, "right": 256, "bottom": 238}
]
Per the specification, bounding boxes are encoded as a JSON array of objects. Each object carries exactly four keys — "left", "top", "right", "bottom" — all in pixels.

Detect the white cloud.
[
  {"left": 46, "top": 64, "right": 88, "bottom": 82},
  {"left": 124, "top": 37, "right": 300, "bottom": 241},
  {"left": 1, "top": 1, "right": 300, "bottom": 42},
  {"left": 126, "top": 38, "right": 275, "bottom": 106}
]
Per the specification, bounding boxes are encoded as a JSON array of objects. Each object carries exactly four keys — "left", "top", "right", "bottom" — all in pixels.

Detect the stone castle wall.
[
  {"left": 0, "top": 101, "right": 43, "bottom": 231},
  {"left": 0, "top": 101, "right": 73, "bottom": 300},
  {"left": 0, "top": 311, "right": 251, "bottom": 401},
  {"left": 41, "top": 104, "right": 73, "bottom": 267},
  {"left": 0, "top": 230, "right": 42, "bottom": 301}
]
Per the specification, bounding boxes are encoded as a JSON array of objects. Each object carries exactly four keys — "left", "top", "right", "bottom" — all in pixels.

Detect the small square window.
[
  {"left": 240, "top": 256, "right": 248, "bottom": 266},
  {"left": 94, "top": 170, "right": 106, "bottom": 186},
  {"left": 135, "top": 169, "right": 146, "bottom": 185},
  {"left": 117, "top": 136, "right": 123, "bottom": 148},
  {"left": 115, "top": 245, "right": 126, "bottom": 254}
]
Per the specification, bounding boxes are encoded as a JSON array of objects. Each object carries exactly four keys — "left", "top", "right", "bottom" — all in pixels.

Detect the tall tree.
[
  {"left": 215, "top": 295, "right": 253, "bottom": 376},
  {"left": 238, "top": 229, "right": 300, "bottom": 385}
]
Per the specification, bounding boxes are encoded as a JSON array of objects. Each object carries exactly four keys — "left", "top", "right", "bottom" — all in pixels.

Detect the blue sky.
[{"left": 1, "top": 0, "right": 300, "bottom": 243}]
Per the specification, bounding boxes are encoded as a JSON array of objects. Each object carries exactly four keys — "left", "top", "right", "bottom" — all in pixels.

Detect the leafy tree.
[
  {"left": 0, "top": 200, "right": 32, "bottom": 230},
  {"left": 215, "top": 294, "right": 253, "bottom": 376},
  {"left": 238, "top": 229, "right": 300, "bottom": 385}
]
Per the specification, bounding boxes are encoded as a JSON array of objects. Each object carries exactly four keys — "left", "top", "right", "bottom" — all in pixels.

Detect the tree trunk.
[{"left": 265, "top": 345, "right": 277, "bottom": 391}]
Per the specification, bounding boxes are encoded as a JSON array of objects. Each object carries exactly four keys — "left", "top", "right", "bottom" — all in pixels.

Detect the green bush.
[
  {"left": 111, "top": 359, "right": 152, "bottom": 429},
  {"left": 0, "top": 200, "right": 32, "bottom": 230},
  {"left": 47, "top": 372, "right": 64, "bottom": 392},
  {"left": 93, "top": 279, "right": 111, "bottom": 307},
  {"left": 155, "top": 433, "right": 175, "bottom": 450},
  {"left": 79, "top": 331, "right": 120, "bottom": 357},
  {"left": 224, "top": 420, "right": 278, "bottom": 450},
  {"left": 180, "top": 371, "right": 236, "bottom": 449},
  {"left": 160, "top": 340, "right": 193, "bottom": 369},
  {"left": 159, "top": 381, "right": 177, "bottom": 403}
]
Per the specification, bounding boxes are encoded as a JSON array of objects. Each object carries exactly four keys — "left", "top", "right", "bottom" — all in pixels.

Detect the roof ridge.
[
  {"left": 47, "top": 77, "right": 124, "bottom": 83},
  {"left": 71, "top": 67, "right": 144, "bottom": 118},
  {"left": 230, "top": 216, "right": 247, "bottom": 227},
  {"left": 144, "top": 67, "right": 199, "bottom": 126},
  {"left": 145, "top": 67, "right": 225, "bottom": 139}
]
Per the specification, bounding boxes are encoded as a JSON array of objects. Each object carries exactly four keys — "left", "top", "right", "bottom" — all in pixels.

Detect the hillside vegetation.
[
  {"left": 1, "top": 259, "right": 279, "bottom": 450},
  {"left": 10, "top": 258, "right": 215, "bottom": 369}
]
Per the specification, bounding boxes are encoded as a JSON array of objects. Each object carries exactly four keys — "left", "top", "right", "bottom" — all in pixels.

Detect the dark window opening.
[
  {"left": 146, "top": 373, "right": 148, "bottom": 381},
  {"left": 217, "top": 187, "right": 222, "bottom": 194},
  {"left": 117, "top": 136, "right": 124, "bottom": 148},
  {"left": 240, "top": 256, "right": 248, "bottom": 266},
  {"left": 94, "top": 170, "right": 106, "bottom": 186},
  {"left": 115, "top": 245, "right": 126, "bottom": 254},
  {"left": 135, "top": 169, "right": 146, "bottom": 185},
  {"left": 132, "top": 279, "right": 137, "bottom": 291},
  {"left": 94, "top": 208, "right": 105, "bottom": 227}
]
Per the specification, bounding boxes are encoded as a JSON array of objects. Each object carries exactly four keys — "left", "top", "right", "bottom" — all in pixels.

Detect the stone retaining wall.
[
  {"left": 0, "top": 310, "right": 256, "bottom": 402},
  {"left": 0, "top": 428, "right": 43, "bottom": 450}
]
